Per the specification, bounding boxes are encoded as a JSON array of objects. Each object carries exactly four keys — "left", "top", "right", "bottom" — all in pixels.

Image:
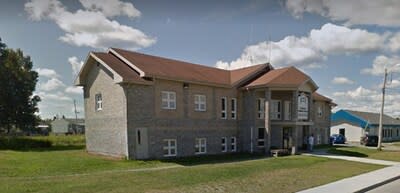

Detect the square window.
[
  {"left": 194, "top": 95, "right": 206, "bottom": 111},
  {"left": 163, "top": 139, "right": 177, "bottom": 157},
  {"left": 161, "top": 91, "right": 176, "bottom": 109},
  {"left": 195, "top": 138, "right": 207, "bottom": 154}
]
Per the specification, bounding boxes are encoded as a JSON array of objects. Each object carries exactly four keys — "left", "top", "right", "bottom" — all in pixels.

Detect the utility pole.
[
  {"left": 377, "top": 69, "right": 388, "bottom": 150},
  {"left": 73, "top": 99, "right": 79, "bottom": 121}
]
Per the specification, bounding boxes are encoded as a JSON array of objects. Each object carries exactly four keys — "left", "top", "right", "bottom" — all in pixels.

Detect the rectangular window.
[
  {"left": 137, "top": 130, "right": 141, "bottom": 145},
  {"left": 270, "top": 100, "right": 281, "bottom": 120},
  {"left": 231, "top": 98, "right": 237, "bottom": 119},
  {"left": 257, "top": 98, "right": 265, "bottom": 119},
  {"left": 161, "top": 91, "right": 176, "bottom": 109},
  {"left": 397, "top": 129, "right": 399, "bottom": 137},
  {"left": 221, "top": 97, "right": 227, "bottom": 119},
  {"left": 194, "top": 94, "right": 206, "bottom": 111},
  {"left": 163, "top": 139, "right": 177, "bottom": 157},
  {"left": 95, "top": 93, "right": 102, "bottom": 111},
  {"left": 195, "top": 138, "right": 207, "bottom": 154},
  {"left": 257, "top": 128, "right": 265, "bottom": 147},
  {"left": 318, "top": 106, "right": 323, "bottom": 118},
  {"left": 284, "top": 101, "right": 291, "bottom": 120},
  {"left": 231, "top": 137, "right": 237, "bottom": 152},
  {"left": 221, "top": 137, "right": 227, "bottom": 152}
]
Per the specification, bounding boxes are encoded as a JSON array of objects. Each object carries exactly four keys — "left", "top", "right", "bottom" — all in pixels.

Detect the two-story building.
[{"left": 75, "top": 48, "right": 335, "bottom": 159}]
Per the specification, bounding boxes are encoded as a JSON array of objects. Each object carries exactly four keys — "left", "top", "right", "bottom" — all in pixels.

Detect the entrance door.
[
  {"left": 283, "top": 127, "right": 293, "bottom": 149},
  {"left": 339, "top": 128, "right": 345, "bottom": 136}
]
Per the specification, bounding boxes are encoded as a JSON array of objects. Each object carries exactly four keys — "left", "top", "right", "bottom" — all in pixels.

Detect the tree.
[{"left": 0, "top": 38, "right": 40, "bottom": 133}]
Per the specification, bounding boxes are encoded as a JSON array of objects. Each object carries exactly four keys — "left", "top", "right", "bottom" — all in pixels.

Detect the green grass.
[
  {"left": 327, "top": 146, "right": 400, "bottom": 162},
  {"left": 0, "top": 149, "right": 383, "bottom": 193},
  {"left": 0, "top": 136, "right": 386, "bottom": 192}
]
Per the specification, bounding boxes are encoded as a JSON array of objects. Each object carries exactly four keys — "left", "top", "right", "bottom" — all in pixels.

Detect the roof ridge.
[
  {"left": 111, "top": 47, "right": 229, "bottom": 73},
  {"left": 112, "top": 47, "right": 272, "bottom": 73}
]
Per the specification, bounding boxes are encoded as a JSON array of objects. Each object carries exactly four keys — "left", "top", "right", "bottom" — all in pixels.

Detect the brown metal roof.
[
  {"left": 230, "top": 64, "right": 269, "bottom": 85},
  {"left": 93, "top": 52, "right": 152, "bottom": 84},
  {"left": 245, "top": 66, "right": 312, "bottom": 88},
  {"left": 111, "top": 48, "right": 233, "bottom": 86},
  {"left": 83, "top": 48, "right": 320, "bottom": 91},
  {"left": 312, "top": 92, "right": 332, "bottom": 102}
]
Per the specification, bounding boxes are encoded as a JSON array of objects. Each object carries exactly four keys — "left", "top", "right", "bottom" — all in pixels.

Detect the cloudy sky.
[{"left": 1, "top": 0, "right": 400, "bottom": 118}]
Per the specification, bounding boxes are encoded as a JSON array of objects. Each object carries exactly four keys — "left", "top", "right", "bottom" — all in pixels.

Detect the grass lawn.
[
  {"left": 0, "top": 136, "right": 385, "bottom": 193},
  {"left": 327, "top": 146, "right": 400, "bottom": 162}
]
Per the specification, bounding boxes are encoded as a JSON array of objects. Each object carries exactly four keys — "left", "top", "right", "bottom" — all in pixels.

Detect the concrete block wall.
[{"left": 84, "top": 62, "right": 128, "bottom": 158}]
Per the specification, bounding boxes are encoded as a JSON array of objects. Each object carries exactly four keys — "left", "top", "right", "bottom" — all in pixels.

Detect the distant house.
[
  {"left": 75, "top": 47, "right": 335, "bottom": 159},
  {"left": 331, "top": 109, "right": 400, "bottom": 142},
  {"left": 51, "top": 118, "right": 85, "bottom": 135}
]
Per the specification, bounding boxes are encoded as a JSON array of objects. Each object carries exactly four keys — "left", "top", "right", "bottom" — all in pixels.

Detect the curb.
[{"left": 355, "top": 174, "right": 400, "bottom": 193}]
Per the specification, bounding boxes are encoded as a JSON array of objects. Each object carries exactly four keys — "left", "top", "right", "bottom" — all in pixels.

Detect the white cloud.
[
  {"left": 217, "top": 23, "right": 386, "bottom": 69},
  {"left": 216, "top": 35, "right": 324, "bottom": 70},
  {"left": 38, "top": 77, "right": 65, "bottom": 91},
  {"left": 388, "top": 33, "right": 400, "bottom": 52},
  {"left": 35, "top": 68, "right": 60, "bottom": 78},
  {"left": 36, "top": 91, "right": 72, "bottom": 101},
  {"left": 79, "top": 0, "right": 141, "bottom": 18},
  {"left": 65, "top": 86, "right": 83, "bottom": 95},
  {"left": 309, "top": 23, "right": 386, "bottom": 54},
  {"left": 285, "top": 0, "right": 400, "bottom": 27},
  {"left": 361, "top": 55, "right": 400, "bottom": 76},
  {"left": 333, "top": 86, "right": 400, "bottom": 117},
  {"left": 332, "top": 77, "right": 354, "bottom": 85},
  {"left": 25, "top": 0, "right": 156, "bottom": 50},
  {"left": 68, "top": 56, "right": 84, "bottom": 77}
]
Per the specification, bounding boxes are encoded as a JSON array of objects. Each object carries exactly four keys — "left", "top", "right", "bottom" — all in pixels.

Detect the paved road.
[{"left": 366, "top": 179, "right": 400, "bottom": 193}]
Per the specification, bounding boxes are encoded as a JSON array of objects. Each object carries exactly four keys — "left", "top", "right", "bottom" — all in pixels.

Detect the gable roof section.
[
  {"left": 331, "top": 109, "right": 400, "bottom": 127},
  {"left": 244, "top": 66, "right": 318, "bottom": 91},
  {"left": 93, "top": 52, "right": 151, "bottom": 84},
  {"left": 110, "top": 48, "right": 232, "bottom": 86},
  {"left": 345, "top": 110, "right": 400, "bottom": 125},
  {"left": 331, "top": 109, "right": 368, "bottom": 128},
  {"left": 75, "top": 52, "right": 152, "bottom": 86},
  {"left": 312, "top": 92, "right": 337, "bottom": 106},
  {"left": 230, "top": 63, "right": 272, "bottom": 86}
]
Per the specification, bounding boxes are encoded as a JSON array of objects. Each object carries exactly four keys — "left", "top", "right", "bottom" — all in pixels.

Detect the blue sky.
[{"left": 2, "top": 0, "right": 400, "bottom": 118}]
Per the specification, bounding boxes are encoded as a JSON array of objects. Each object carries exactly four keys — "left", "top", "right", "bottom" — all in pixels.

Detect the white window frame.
[
  {"left": 221, "top": 137, "right": 227, "bottom": 152},
  {"left": 221, "top": 97, "right": 227, "bottom": 119},
  {"left": 194, "top": 94, "right": 206, "bottom": 111},
  {"left": 231, "top": 98, "right": 237, "bottom": 119},
  {"left": 163, "top": 139, "right": 177, "bottom": 157},
  {"left": 257, "top": 98, "right": 265, "bottom": 119},
  {"left": 270, "top": 100, "right": 281, "bottom": 120},
  {"left": 161, "top": 91, "right": 176, "bottom": 110},
  {"left": 284, "top": 101, "right": 291, "bottom": 121},
  {"left": 231, "top": 137, "right": 237, "bottom": 152},
  {"left": 195, "top": 138, "right": 207, "bottom": 154},
  {"left": 95, "top": 93, "right": 102, "bottom": 111}
]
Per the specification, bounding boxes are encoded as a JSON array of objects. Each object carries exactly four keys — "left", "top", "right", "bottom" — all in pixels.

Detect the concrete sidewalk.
[
  {"left": 298, "top": 151, "right": 400, "bottom": 193},
  {"left": 302, "top": 151, "right": 400, "bottom": 166}
]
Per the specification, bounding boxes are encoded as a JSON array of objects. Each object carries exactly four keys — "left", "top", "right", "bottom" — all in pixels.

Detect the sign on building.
[{"left": 297, "top": 93, "right": 309, "bottom": 120}]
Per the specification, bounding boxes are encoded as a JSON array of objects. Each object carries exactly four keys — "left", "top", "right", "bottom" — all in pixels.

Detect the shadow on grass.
[
  {"left": 327, "top": 147, "right": 368, "bottom": 158},
  {"left": 158, "top": 153, "right": 269, "bottom": 166}
]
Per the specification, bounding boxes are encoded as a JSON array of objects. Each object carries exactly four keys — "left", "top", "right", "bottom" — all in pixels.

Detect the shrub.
[{"left": 0, "top": 137, "right": 52, "bottom": 150}]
